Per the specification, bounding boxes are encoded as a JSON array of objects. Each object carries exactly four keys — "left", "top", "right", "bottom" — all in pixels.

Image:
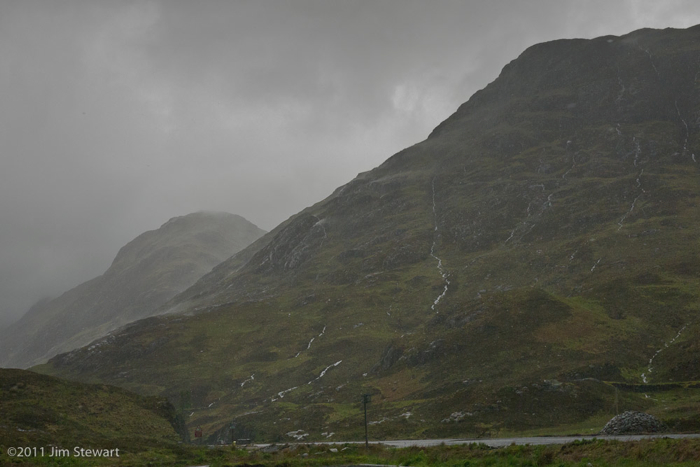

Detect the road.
[{"left": 253, "top": 432, "right": 700, "bottom": 449}]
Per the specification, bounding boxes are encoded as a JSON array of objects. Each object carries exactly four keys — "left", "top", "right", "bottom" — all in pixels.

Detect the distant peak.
[{"left": 160, "top": 211, "right": 245, "bottom": 227}]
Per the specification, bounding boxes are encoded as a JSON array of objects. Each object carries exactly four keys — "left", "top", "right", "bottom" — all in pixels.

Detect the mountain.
[
  {"left": 38, "top": 26, "right": 700, "bottom": 442},
  {"left": 0, "top": 368, "right": 181, "bottom": 450},
  {"left": 0, "top": 212, "right": 265, "bottom": 369}
]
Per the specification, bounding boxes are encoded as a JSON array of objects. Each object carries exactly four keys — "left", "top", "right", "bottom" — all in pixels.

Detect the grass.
[
  {"left": 3, "top": 438, "right": 700, "bottom": 466},
  {"left": 0, "top": 369, "right": 182, "bottom": 454}
]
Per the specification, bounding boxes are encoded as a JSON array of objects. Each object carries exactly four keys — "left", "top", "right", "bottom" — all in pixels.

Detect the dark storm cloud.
[{"left": 2, "top": 0, "right": 700, "bottom": 326}]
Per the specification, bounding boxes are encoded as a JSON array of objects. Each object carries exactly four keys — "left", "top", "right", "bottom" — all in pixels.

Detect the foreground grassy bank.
[{"left": 2, "top": 437, "right": 700, "bottom": 466}]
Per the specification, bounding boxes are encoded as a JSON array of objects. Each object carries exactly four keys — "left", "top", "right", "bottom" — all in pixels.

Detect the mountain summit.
[
  {"left": 1, "top": 212, "right": 265, "bottom": 368},
  {"left": 41, "top": 26, "right": 700, "bottom": 441}
]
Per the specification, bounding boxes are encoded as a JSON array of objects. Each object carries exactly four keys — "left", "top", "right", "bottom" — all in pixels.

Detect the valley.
[{"left": 34, "top": 25, "right": 700, "bottom": 445}]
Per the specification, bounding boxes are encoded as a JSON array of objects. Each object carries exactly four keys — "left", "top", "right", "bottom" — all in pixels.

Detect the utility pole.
[{"left": 362, "top": 393, "right": 371, "bottom": 448}]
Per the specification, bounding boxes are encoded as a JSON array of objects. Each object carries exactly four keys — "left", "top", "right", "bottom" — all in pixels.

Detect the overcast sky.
[{"left": 2, "top": 0, "right": 700, "bottom": 326}]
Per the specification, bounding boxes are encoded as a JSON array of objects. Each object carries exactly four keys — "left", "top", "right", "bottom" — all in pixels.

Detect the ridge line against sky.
[{"left": 2, "top": 0, "right": 700, "bottom": 326}]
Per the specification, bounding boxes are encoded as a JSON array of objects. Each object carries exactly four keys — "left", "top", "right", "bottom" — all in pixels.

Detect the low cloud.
[{"left": 2, "top": 0, "right": 700, "bottom": 325}]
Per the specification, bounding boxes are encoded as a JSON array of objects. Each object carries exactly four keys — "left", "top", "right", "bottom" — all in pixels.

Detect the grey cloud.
[{"left": 2, "top": 0, "right": 700, "bottom": 326}]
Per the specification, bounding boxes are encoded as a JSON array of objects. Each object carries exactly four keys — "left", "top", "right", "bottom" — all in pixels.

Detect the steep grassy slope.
[
  {"left": 39, "top": 26, "right": 700, "bottom": 442},
  {"left": 0, "top": 368, "right": 181, "bottom": 450},
  {"left": 0, "top": 212, "right": 265, "bottom": 368}
]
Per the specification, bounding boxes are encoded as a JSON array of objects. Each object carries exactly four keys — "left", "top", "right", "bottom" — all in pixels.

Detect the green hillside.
[
  {"left": 38, "top": 25, "right": 700, "bottom": 443},
  {"left": 0, "top": 369, "right": 181, "bottom": 452}
]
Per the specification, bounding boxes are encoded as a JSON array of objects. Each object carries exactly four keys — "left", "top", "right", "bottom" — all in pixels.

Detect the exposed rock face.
[
  {"left": 250, "top": 215, "right": 327, "bottom": 273},
  {"left": 600, "top": 411, "right": 667, "bottom": 435},
  {"left": 0, "top": 212, "right": 265, "bottom": 368}
]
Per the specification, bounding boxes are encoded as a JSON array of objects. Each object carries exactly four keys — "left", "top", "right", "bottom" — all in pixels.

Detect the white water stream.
[{"left": 429, "top": 178, "right": 450, "bottom": 312}]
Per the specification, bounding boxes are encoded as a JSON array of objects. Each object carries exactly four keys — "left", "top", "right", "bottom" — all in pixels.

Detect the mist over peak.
[{"left": 0, "top": 211, "right": 265, "bottom": 368}]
